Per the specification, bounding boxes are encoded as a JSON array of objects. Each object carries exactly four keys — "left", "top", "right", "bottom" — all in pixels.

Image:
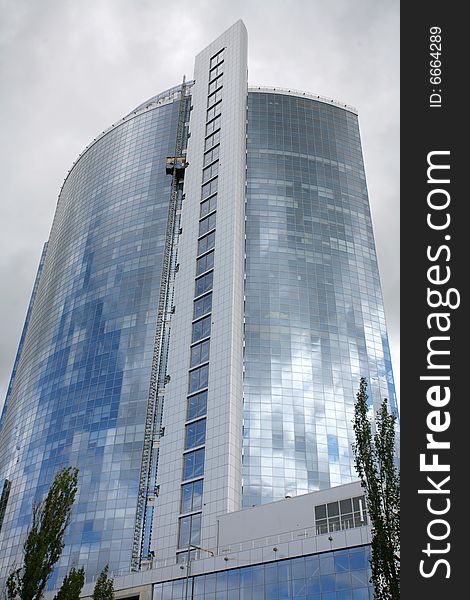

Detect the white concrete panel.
[{"left": 152, "top": 20, "right": 247, "bottom": 563}]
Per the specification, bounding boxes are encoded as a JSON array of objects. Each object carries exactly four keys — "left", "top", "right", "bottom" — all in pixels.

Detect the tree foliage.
[
  {"left": 53, "top": 566, "right": 85, "bottom": 600},
  {"left": 5, "top": 466, "right": 79, "bottom": 600},
  {"left": 353, "top": 377, "right": 400, "bottom": 600},
  {"left": 92, "top": 564, "right": 114, "bottom": 600}
]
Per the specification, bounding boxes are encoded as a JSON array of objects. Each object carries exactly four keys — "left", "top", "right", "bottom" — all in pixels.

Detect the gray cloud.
[{"left": 0, "top": 0, "right": 399, "bottom": 407}]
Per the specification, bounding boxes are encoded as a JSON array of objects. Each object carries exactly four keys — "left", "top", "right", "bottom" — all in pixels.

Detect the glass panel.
[
  {"left": 181, "top": 482, "right": 194, "bottom": 513},
  {"left": 190, "top": 340, "right": 210, "bottom": 368},
  {"left": 354, "top": 511, "right": 367, "bottom": 526},
  {"left": 197, "top": 231, "right": 215, "bottom": 255},
  {"left": 207, "top": 88, "right": 223, "bottom": 109},
  {"left": 327, "top": 502, "right": 339, "bottom": 517},
  {"left": 209, "top": 63, "right": 223, "bottom": 81},
  {"left": 178, "top": 516, "right": 191, "bottom": 548},
  {"left": 196, "top": 252, "right": 215, "bottom": 274},
  {"left": 203, "top": 144, "right": 220, "bottom": 166},
  {"left": 188, "top": 366, "right": 209, "bottom": 394},
  {"left": 190, "top": 513, "right": 202, "bottom": 545},
  {"left": 200, "top": 195, "right": 217, "bottom": 218},
  {"left": 316, "top": 520, "right": 328, "bottom": 535},
  {"left": 208, "top": 75, "right": 223, "bottom": 95},
  {"left": 349, "top": 548, "right": 368, "bottom": 570},
  {"left": 334, "top": 553, "right": 350, "bottom": 573},
  {"left": 210, "top": 49, "right": 224, "bottom": 68},
  {"left": 352, "top": 496, "right": 365, "bottom": 511},
  {"left": 177, "top": 513, "right": 203, "bottom": 549},
  {"left": 195, "top": 271, "right": 213, "bottom": 296},
  {"left": 193, "top": 294, "right": 212, "bottom": 319},
  {"left": 187, "top": 390, "right": 208, "bottom": 420},
  {"left": 182, "top": 448, "right": 205, "bottom": 480},
  {"left": 182, "top": 547, "right": 373, "bottom": 597},
  {"left": 341, "top": 514, "right": 355, "bottom": 529},
  {"left": 180, "top": 479, "right": 204, "bottom": 513},
  {"left": 202, "top": 161, "right": 219, "bottom": 183},
  {"left": 192, "top": 479, "right": 203, "bottom": 511},
  {"left": 201, "top": 177, "right": 218, "bottom": 200},
  {"left": 193, "top": 448, "right": 205, "bottom": 476},
  {"left": 153, "top": 584, "right": 163, "bottom": 600},
  {"left": 328, "top": 516, "right": 341, "bottom": 532},
  {"left": 192, "top": 316, "right": 211, "bottom": 342},
  {"left": 207, "top": 102, "right": 222, "bottom": 122},
  {"left": 185, "top": 418, "right": 206, "bottom": 449},
  {"left": 199, "top": 213, "right": 216, "bottom": 237},
  {"left": 206, "top": 115, "right": 221, "bottom": 137}
]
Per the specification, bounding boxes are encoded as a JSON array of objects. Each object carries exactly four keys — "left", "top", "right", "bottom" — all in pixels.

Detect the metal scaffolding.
[{"left": 132, "top": 77, "right": 190, "bottom": 570}]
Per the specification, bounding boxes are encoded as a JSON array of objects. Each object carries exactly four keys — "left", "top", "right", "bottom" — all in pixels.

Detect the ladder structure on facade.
[{"left": 132, "top": 77, "right": 189, "bottom": 571}]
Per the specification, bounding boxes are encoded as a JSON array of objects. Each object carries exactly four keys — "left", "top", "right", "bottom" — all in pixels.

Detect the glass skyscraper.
[
  {"left": 0, "top": 21, "right": 396, "bottom": 597},
  {"left": 243, "top": 90, "right": 396, "bottom": 507}
]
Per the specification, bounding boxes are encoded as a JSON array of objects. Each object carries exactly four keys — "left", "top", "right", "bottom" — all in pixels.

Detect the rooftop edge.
[{"left": 248, "top": 85, "right": 358, "bottom": 115}]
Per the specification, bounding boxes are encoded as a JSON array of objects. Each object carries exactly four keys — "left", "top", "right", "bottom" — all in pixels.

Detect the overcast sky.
[{"left": 0, "top": 0, "right": 400, "bottom": 409}]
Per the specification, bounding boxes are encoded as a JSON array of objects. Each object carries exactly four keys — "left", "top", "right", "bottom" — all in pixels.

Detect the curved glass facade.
[
  {"left": 243, "top": 91, "right": 397, "bottom": 506},
  {"left": 153, "top": 545, "right": 373, "bottom": 599},
  {"left": 0, "top": 93, "right": 181, "bottom": 585}
]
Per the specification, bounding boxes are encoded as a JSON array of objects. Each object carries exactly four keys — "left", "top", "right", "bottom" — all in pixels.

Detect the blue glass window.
[
  {"left": 182, "top": 448, "right": 205, "bottom": 480},
  {"left": 197, "top": 231, "right": 215, "bottom": 255},
  {"left": 203, "top": 144, "right": 220, "bottom": 166},
  {"left": 195, "top": 271, "right": 213, "bottom": 296},
  {"left": 187, "top": 390, "right": 208, "bottom": 420},
  {"left": 154, "top": 546, "right": 373, "bottom": 598},
  {"left": 178, "top": 513, "right": 202, "bottom": 549},
  {"left": 188, "top": 365, "right": 209, "bottom": 394},
  {"left": 193, "top": 293, "right": 212, "bottom": 320},
  {"left": 201, "top": 177, "right": 218, "bottom": 200},
  {"left": 192, "top": 316, "right": 211, "bottom": 342},
  {"left": 190, "top": 340, "right": 210, "bottom": 368},
  {"left": 180, "top": 479, "right": 203, "bottom": 513},
  {"left": 200, "top": 195, "right": 217, "bottom": 218},
  {"left": 202, "top": 161, "right": 219, "bottom": 183},
  {"left": 185, "top": 418, "right": 206, "bottom": 449},
  {"left": 199, "top": 213, "right": 216, "bottom": 236},
  {"left": 196, "top": 251, "right": 215, "bottom": 275}
]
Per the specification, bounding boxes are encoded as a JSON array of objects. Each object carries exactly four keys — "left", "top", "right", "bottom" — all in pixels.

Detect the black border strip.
[{"left": 401, "top": 4, "right": 466, "bottom": 597}]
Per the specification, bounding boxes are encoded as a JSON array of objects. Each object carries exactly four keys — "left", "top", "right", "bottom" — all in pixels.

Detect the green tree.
[
  {"left": 353, "top": 377, "right": 400, "bottom": 600},
  {"left": 5, "top": 466, "right": 79, "bottom": 600},
  {"left": 53, "top": 566, "right": 85, "bottom": 600},
  {"left": 92, "top": 564, "right": 114, "bottom": 600}
]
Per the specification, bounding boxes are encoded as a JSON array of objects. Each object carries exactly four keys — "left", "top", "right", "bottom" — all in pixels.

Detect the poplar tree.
[
  {"left": 92, "top": 564, "right": 114, "bottom": 600},
  {"left": 353, "top": 377, "right": 400, "bottom": 600},
  {"left": 53, "top": 566, "right": 85, "bottom": 600},
  {"left": 5, "top": 466, "right": 79, "bottom": 600}
]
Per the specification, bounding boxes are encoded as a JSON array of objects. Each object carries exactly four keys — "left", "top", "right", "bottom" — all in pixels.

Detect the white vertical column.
[{"left": 152, "top": 20, "right": 247, "bottom": 562}]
